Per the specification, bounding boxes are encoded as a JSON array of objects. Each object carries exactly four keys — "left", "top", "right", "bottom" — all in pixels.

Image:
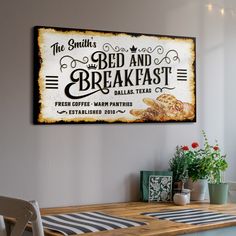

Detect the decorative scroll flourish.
[
  {"left": 65, "top": 87, "right": 110, "bottom": 100},
  {"left": 103, "top": 43, "right": 128, "bottom": 52},
  {"left": 76, "top": 87, "right": 110, "bottom": 99},
  {"left": 155, "top": 87, "right": 175, "bottom": 93},
  {"left": 57, "top": 110, "right": 68, "bottom": 114},
  {"left": 116, "top": 110, "right": 126, "bottom": 114},
  {"left": 60, "top": 55, "right": 89, "bottom": 72},
  {"left": 138, "top": 45, "right": 164, "bottom": 54},
  {"left": 154, "top": 50, "right": 180, "bottom": 65}
]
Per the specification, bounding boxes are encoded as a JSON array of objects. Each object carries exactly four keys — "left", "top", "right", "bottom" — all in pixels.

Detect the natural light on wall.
[
  {"left": 207, "top": 3, "right": 213, "bottom": 12},
  {"left": 206, "top": 2, "right": 236, "bottom": 17}
]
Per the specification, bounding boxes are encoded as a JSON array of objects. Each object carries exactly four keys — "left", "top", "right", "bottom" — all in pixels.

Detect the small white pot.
[
  {"left": 173, "top": 193, "right": 188, "bottom": 206},
  {"left": 187, "top": 178, "right": 207, "bottom": 201}
]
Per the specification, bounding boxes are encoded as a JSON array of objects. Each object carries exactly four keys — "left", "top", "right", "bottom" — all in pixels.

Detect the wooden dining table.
[{"left": 37, "top": 201, "right": 236, "bottom": 236}]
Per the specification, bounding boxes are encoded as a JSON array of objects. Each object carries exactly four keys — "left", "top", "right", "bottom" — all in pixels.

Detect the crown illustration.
[
  {"left": 87, "top": 64, "right": 97, "bottom": 70},
  {"left": 130, "top": 45, "right": 137, "bottom": 53}
]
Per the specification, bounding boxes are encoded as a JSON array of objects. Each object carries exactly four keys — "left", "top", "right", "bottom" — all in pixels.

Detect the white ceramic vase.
[
  {"left": 187, "top": 178, "right": 208, "bottom": 201},
  {"left": 173, "top": 193, "right": 188, "bottom": 206}
]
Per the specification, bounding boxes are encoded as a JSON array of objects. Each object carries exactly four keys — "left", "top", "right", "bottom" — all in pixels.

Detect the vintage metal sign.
[{"left": 34, "top": 26, "right": 196, "bottom": 124}]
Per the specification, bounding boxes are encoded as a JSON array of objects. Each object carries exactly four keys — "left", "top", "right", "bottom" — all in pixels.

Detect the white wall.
[
  {"left": 224, "top": 0, "right": 236, "bottom": 181},
  {"left": 0, "top": 0, "right": 235, "bottom": 207}
]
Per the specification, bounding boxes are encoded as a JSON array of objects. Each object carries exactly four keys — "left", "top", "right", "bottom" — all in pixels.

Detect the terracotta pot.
[{"left": 172, "top": 181, "right": 184, "bottom": 196}]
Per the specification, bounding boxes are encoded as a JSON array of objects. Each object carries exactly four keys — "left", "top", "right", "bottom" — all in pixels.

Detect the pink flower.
[{"left": 191, "top": 142, "right": 199, "bottom": 149}]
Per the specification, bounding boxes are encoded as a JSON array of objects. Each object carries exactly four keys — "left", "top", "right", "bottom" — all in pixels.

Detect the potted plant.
[
  {"left": 169, "top": 147, "right": 191, "bottom": 204},
  {"left": 173, "top": 130, "right": 228, "bottom": 203},
  {"left": 201, "top": 131, "right": 228, "bottom": 204},
  {"left": 171, "top": 143, "right": 208, "bottom": 201},
  {"left": 182, "top": 142, "right": 209, "bottom": 201},
  {"left": 169, "top": 146, "right": 189, "bottom": 194}
]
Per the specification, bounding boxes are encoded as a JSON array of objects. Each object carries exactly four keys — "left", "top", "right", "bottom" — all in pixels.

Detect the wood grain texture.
[{"left": 39, "top": 202, "right": 236, "bottom": 236}]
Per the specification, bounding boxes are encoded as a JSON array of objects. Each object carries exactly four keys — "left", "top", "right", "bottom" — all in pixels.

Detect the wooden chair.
[{"left": 0, "top": 196, "right": 44, "bottom": 236}]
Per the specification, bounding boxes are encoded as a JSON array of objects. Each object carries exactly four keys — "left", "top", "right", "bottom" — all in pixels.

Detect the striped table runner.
[
  {"left": 142, "top": 208, "right": 236, "bottom": 225},
  {"left": 41, "top": 211, "right": 146, "bottom": 235}
]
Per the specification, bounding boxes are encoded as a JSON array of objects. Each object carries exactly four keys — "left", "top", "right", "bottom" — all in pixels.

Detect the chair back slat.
[
  {"left": 0, "top": 196, "right": 44, "bottom": 236},
  {"left": 30, "top": 201, "right": 45, "bottom": 236},
  {"left": 0, "top": 216, "right": 7, "bottom": 236}
]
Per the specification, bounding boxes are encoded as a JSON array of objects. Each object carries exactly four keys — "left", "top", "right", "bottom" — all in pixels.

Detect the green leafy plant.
[
  {"left": 184, "top": 141, "right": 210, "bottom": 182},
  {"left": 200, "top": 130, "right": 228, "bottom": 184},
  {"left": 170, "top": 130, "right": 228, "bottom": 184},
  {"left": 169, "top": 146, "right": 189, "bottom": 190}
]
